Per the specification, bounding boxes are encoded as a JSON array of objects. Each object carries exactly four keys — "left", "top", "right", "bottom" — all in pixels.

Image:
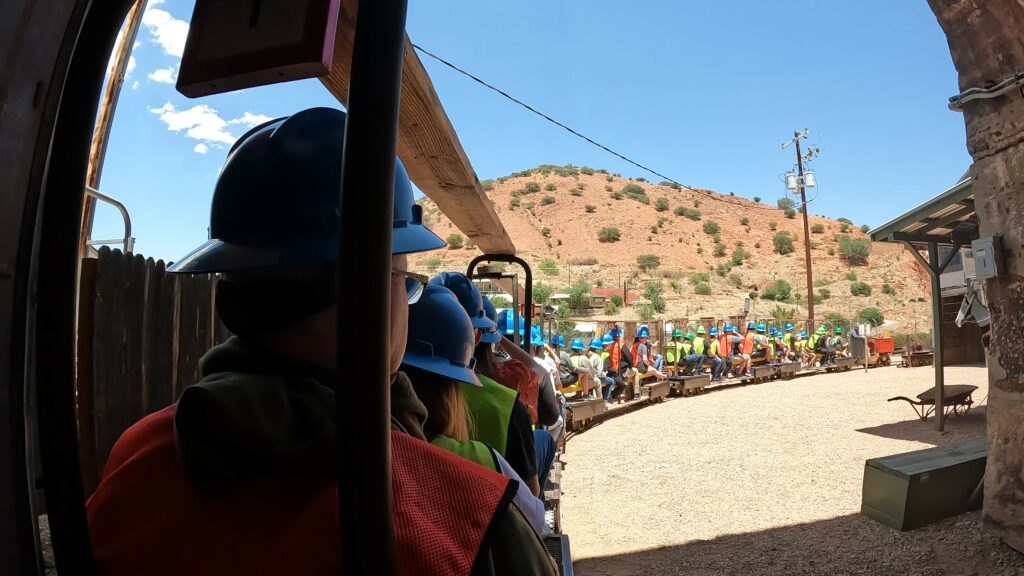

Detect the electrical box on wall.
[{"left": 971, "top": 236, "right": 1003, "bottom": 280}]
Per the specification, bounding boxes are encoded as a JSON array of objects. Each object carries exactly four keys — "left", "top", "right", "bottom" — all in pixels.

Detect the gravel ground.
[{"left": 562, "top": 364, "right": 1024, "bottom": 575}]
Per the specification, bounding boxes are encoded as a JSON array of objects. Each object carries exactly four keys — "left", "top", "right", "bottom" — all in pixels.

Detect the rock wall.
[{"left": 929, "top": 0, "right": 1024, "bottom": 551}]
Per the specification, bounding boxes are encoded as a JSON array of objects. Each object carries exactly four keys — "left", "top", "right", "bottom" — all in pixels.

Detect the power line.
[{"left": 411, "top": 43, "right": 780, "bottom": 211}]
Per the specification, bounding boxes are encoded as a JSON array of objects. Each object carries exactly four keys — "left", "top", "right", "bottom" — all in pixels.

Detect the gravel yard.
[{"left": 562, "top": 364, "right": 1024, "bottom": 575}]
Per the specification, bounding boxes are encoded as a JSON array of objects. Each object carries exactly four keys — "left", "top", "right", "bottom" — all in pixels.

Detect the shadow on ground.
[
  {"left": 855, "top": 406, "right": 986, "bottom": 446},
  {"left": 572, "top": 510, "right": 1023, "bottom": 576}
]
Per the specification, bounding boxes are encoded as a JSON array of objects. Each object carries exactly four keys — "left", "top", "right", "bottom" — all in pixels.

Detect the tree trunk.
[{"left": 928, "top": 0, "right": 1024, "bottom": 551}]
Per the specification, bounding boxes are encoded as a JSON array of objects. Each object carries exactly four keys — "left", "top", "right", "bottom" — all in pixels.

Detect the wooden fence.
[{"left": 77, "top": 247, "right": 229, "bottom": 492}]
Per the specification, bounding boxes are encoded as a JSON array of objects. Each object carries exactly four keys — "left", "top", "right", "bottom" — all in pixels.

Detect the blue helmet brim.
[
  {"left": 471, "top": 315, "right": 497, "bottom": 330},
  {"left": 392, "top": 223, "right": 447, "bottom": 256},
  {"left": 402, "top": 354, "right": 482, "bottom": 387},
  {"left": 170, "top": 224, "right": 445, "bottom": 274},
  {"left": 479, "top": 330, "right": 500, "bottom": 344}
]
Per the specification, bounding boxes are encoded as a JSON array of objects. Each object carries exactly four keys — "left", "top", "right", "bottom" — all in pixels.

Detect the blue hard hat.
[
  {"left": 730, "top": 325, "right": 740, "bottom": 334},
  {"left": 571, "top": 337, "right": 586, "bottom": 351},
  {"left": 709, "top": 327, "right": 719, "bottom": 336},
  {"left": 402, "top": 285, "right": 480, "bottom": 386},
  {"left": 589, "top": 338, "right": 603, "bottom": 351},
  {"left": 601, "top": 333, "right": 614, "bottom": 346},
  {"left": 168, "top": 108, "right": 444, "bottom": 274},
  {"left": 747, "top": 322, "right": 756, "bottom": 330},
  {"left": 558, "top": 334, "right": 566, "bottom": 348},
  {"left": 637, "top": 325, "right": 650, "bottom": 338},
  {"left": 785, "top": 323, "right": 794, "bottom": 331},
  {"left": 497, "top": 309, "right": 526, "bottom": 335},
  {"left": 769, "top": 327, "right": 777, "bottom": 335},
  {"left": 756, "top": 323, "right": 766, "bottom": 333},
  {"left": 479, "top": 298, "right": 500, "bottom": 344},
  {"left": 801, "top": 330, "right": 808, "bottom": 338},
  {"left": 429, "top": 272, "right": 495, "bottom": 331}
]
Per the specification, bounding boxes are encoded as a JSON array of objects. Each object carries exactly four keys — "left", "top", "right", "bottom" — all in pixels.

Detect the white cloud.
[
  {"left": 142, "top": 7, "right": 189, "bottom": 57},
  {"left": 149, "top": 102, "right": 271, "bottom": 148},
  {"left": 147, "top": 66, "right": 176, "bottom": 84},
  {"left": 126, "top": 55, "right": 136, "bottom": 76},
  {"left": 133, "top": 41, "right": 141, "bottom": 50},
  {"left": 193, "top": 143, "right": 209, "bottom": 154},
  {"left": 131, "top": 80, "right": 140, "bottom": 90},
  {"left": 228, "top": 112, "right": 274, "bottom": 128}
]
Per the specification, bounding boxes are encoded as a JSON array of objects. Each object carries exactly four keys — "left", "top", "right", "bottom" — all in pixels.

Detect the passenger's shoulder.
[{"left": 103, "top": 405, "right": 177, "bottom": 473}]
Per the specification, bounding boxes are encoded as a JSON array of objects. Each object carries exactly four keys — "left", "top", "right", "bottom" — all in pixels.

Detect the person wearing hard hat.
[
  {"left": 783, "top": 323, "right": 795, "bottom": 355},
  {"left": 401, "top": 284, "right": 545, "bottom": 536},
  {"left": 742, "top": 321, "right": 756, "bottom": 368},
  {"left": 474, "top": 305, "right": 556, "bottom": 498},
  {"left": 813, "top": 325, "right": 833, "bottom": 365},
  {"left": 707, "top": 326, "right": 726, "bottom": 381},
  {"left": 86, "top": 108, "right": 557, "bottom": 576},
  {"left": 751, "top": 323, "right": 770, "bottom": 364},
  {"left": 633, "top": 325, "right": 667, "bottom": 379},
  {"left": 568, "top": 337, "right": 597, "bottom": 398},
  {"left": 599, "top": 333, "right": 626, "bottom": 403},
  {"left": 680, "top": 330, "right": 699, "bottom": 375},
  {"left": 727, "top": 325, "right": 751, "bottom": 377},
  {"left": 791, "top": 330, "right": 805, "bottom": 364},
  {"left": 833, "top": 326, "right": 849, "bottom": 357},
  {"left": 586, "top": 337, "right": 614, "bottom": 408},
  {"left": 692, "top": 326, "right": 710, "bottom": 374},
  {"left": 665, "top": 328, "right": 686, "bottom": 375}
]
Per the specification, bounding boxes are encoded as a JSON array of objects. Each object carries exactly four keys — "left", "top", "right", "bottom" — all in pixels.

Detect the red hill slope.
[{"left": 409, "top": 166, "right": 932, "bottom": 330}]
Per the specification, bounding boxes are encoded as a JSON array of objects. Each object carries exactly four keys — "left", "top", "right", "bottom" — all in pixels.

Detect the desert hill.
[{"left": 409, "top": 165, "right": 932, "bottom": 331}]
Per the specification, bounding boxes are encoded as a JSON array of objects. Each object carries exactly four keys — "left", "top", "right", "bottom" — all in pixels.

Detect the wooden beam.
[{"left": 320, "top": 1, "right": 516, "bottom": 255}]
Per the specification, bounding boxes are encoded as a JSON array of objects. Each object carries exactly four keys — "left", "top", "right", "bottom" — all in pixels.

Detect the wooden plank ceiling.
[{"left": 321, "top": 0, "right": 516, "bottom": 256}]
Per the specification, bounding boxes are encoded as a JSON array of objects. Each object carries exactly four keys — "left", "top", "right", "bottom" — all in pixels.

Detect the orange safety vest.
[
  {"left": 88, "top": 406, "right": 510, "bottom": 576},
  {"left": 743, "top": 332, "right": 755, "bottom": 355},
  {"left": 609, "top": 341, "right": 621, "bottom": 370}
]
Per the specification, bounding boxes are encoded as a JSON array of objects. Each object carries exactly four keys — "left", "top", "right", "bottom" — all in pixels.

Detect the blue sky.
[{"left": 95, "top": 0, "right": 970, "bottom": 261}]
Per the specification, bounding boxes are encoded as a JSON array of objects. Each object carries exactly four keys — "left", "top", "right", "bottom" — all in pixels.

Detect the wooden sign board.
[{"left": 177, "top": 0, "right": 340, "bottom": 98}]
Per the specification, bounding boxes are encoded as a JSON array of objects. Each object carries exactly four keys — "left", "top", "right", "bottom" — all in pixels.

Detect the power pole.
[{"left": 782, "top": 130, "right": 819, "bottom": 330}]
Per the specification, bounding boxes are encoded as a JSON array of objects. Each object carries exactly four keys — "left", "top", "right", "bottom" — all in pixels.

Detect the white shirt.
[{"left": 492, "top": 448, "right": 546, "bottom": 536}]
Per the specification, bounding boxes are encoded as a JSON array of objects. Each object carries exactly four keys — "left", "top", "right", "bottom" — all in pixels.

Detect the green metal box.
[{"left": 861, "top": 436, "right": 985, "bottom": 531}]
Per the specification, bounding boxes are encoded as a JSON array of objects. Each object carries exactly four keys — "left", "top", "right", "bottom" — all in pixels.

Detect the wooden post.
[{"left": 76, "top": 258, "right": 99, "bottom": 495}]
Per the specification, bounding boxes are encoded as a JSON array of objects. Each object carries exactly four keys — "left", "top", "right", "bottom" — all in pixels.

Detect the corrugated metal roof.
[{"left": 869, "top": 176, "right": 978, "bottom": 247}]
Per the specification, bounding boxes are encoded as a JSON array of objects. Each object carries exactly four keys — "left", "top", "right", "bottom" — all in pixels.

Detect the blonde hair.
[{"left": 442, "top": 382, "right": 476, "bottom": 442}]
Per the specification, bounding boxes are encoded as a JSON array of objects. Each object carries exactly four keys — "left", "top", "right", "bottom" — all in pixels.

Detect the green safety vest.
[
  {"left": 600, "top": 351, "right": 610, "bottom": 364},
  {"left": 430, "top": 436, "right": 498, "bottom": 471},
  {"left": 783, "top": 333, "right": 793, "bottom": 348},
  {"left": 708, "top": 339, "right": 719, "bottom": 356},
  {"left": 665, "top": 341, "right": 684, "bottom": 364},
  {"left": 682, "top": 342, "right": 693, "bottom": 355},
  {"left": 693, "top": 337, "right": 706, "bottom": 355},
  {"left": 808, "top": 334, "right": 818, "bottom": 349},
  {"left": 462, "top": 374, "right": 516, "bottom": 457}
]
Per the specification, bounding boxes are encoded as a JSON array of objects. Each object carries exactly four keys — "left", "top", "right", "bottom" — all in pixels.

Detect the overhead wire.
[{"left": 411, "top": 43, "right": 781, "bottom": 211}]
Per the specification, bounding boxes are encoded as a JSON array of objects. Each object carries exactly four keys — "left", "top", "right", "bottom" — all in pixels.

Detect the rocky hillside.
[{"left": 409, "top": 165, "right": 932, "bottom": 330}]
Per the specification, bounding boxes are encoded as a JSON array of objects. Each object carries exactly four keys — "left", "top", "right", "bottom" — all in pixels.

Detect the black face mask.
[{"left": 215, "top": 267, "right": 336, "bottom": 336}]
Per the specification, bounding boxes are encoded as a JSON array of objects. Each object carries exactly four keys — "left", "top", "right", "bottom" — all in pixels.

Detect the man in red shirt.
[{"left": 86, "top": 108, "right": 555, "bottom": 576}]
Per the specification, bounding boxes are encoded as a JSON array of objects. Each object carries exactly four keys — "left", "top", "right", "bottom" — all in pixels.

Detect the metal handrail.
[{"left": 84, "top": 186, "right": 134, "bottom": 253}]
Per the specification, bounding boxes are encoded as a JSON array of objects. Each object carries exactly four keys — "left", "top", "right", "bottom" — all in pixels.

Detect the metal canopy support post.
[
  {"left": 467, "top": 254, "right": 534, "bottom": 351},
  {"left": 902, "top": 241, "right": 959, "bottom": 431},
  {"left": 336, "top": 0, "right": 408, "bottom": 573}
]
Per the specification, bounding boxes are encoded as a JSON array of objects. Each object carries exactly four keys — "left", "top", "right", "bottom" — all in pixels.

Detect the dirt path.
[{"left": 561, "top": 365, "right": 1024, "bottom": 575}]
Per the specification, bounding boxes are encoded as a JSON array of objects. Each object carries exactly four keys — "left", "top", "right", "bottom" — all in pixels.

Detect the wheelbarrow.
[{"left": 888, "top": 384, "right": 979, "bottom": 421}]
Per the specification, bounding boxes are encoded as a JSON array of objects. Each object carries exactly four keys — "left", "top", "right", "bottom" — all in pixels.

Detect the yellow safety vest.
[
  {"left": 693, "top": 337, "right": 706, "bottom": 355},
  {"left": 665, "top": 341, "right": 684, "bottom": 363}
]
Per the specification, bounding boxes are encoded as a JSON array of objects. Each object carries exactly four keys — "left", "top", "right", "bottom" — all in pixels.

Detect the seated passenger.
[
  {"left": 86, "top": 108, "right": 556, "bottom": 576},
  {"left": 751, "top": 323, "right": 770, "bottom": 363},
  {"left": 401, "top": 284, "right": 545, "bottom": 535},
  {"left": 633, "top": 325, "right": 667, "bottom": 379}
]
